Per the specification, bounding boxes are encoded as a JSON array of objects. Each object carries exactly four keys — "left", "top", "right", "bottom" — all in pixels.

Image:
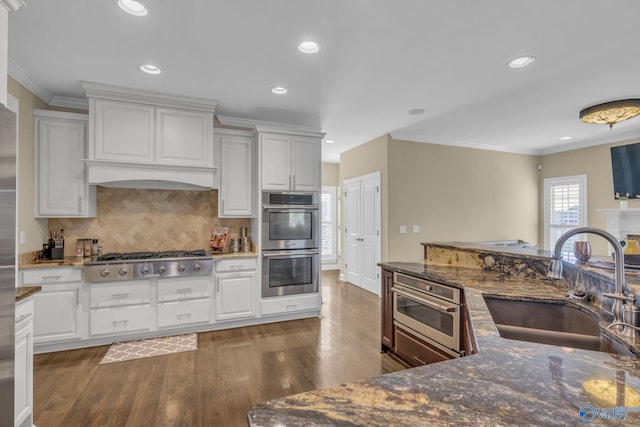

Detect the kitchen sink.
[{"left": 483, "top": 296, "right": 634, "bottom": 356}]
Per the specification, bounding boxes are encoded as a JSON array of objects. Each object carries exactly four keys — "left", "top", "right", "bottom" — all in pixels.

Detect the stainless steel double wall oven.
[{"left": 261, "top": 191, "right": 320, "bottom": 297}]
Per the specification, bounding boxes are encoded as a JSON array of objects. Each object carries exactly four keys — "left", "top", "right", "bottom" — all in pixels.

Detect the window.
[
  {"left": 543, "top": 175, "right": 588, "bottom": 260},
  {"left": 321, "top": 186, "right": 338, "bottom": 264}
]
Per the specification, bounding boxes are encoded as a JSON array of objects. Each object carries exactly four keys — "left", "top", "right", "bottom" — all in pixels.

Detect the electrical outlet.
[
  {"left": 413, "top": 225, "right": 420, "bottom": 233},
  {"left": 399, "top": 225, "right": 407, "bottom": 234}
]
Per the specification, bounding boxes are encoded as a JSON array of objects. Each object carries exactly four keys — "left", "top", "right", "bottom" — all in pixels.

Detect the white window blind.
[
  {"left": 543, "top": 175, "right": 588, "bottom": 260},
  {"left": 321, "top": 186, "right": 338, "bottom": 263}
]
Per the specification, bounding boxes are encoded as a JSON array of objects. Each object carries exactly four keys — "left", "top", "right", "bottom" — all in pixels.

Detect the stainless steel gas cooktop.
[{"left": 84, "top": 249, "right": 213, "bottom": 282}]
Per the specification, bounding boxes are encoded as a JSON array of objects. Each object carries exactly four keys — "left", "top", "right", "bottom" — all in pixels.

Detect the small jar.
[
  {"left": 84, "top": 239, "right": 92, "bottom": 257},
  {"left": 91, "top": 239, "right": 99, "bottom": 256}
]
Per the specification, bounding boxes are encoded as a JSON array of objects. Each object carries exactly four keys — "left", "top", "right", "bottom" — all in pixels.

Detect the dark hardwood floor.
[{"left": 33, "top": 271, "right": 406, "bottom": 427}]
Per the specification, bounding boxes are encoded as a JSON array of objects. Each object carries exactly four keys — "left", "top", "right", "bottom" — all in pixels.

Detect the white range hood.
[
  {"left": 82, "top": 81, "right": 219, "bottom": 191},
  {"left": 86, "top": 160, "right": 217, "bottom": 191}
]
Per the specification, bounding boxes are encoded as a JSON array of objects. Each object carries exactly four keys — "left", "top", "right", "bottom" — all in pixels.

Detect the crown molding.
[
  {"left": 8, "top": 58, "right": 53, "bottom": 104},
  {"left": 81, "top": 81, "right": 219, "bottom": 112},
  {"left": 217, "top": 115, "right": 324, "bottom": 137},
  {"left": 389, "top": 131, "right": 539, "bottom": 155},
  {"left": 50, "top": 96, "right": 89, "bottom": 111},
  {"left": 0, "top": 0, "right": 26, "bottom": 11}
]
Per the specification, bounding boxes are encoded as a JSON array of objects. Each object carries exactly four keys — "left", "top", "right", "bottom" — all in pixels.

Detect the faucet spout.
[{"left": 546, "top": 227, "right": 627, "bottom": 326}]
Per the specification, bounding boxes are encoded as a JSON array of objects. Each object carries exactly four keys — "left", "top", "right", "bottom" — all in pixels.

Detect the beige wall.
[
  {"left": 387, "top": 138, "right": 539, "bottom": 261},
  {"left": 339, "top": 134, "right": 390, "bottom": 262},
  {"left": 321, "top": 162, "right": 339, "bottom": 186},
  {"left": 8, "top": 76, "right": 49, "bottom": 255},
  {"left": 539, "top": 138, "right": 639, "bottom": 256}
]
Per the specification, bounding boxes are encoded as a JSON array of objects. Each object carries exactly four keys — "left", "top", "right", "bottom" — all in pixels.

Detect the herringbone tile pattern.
[{"left": 49, "top": 187, "right": 251, "bottom": 255}]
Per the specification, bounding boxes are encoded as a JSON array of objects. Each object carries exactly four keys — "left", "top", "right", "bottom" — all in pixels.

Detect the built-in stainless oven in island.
[{"left": 262, "top": 191, "right": 320, "bottom": 297}]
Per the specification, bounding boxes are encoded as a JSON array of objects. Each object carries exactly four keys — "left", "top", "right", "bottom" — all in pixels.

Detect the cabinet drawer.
[
  {"left": 260, "top": 293, "right": 320, "bottom": 316},
  {"left": 215, "top": 257, "right": 257, "bottom": 272},
  {"left": 15, "top": 298, "right": 34, "bottom": 326},
  {"left": 157, "top": 277, "right": 210, "bottom": 302},
  {"left": 90, "top": 305, "right": 151, "bottom": 336},
  {"left": 394, "top": 326, "right": 452, "bottom": 367},
  {"left": 21, "top": 268, "right": 82, "bottom": 285},
  {"left": 90, "top": 282, "right": 150, "bottom": 308},
  {"left": 157, "top": 299, "right": 210, "bottom": 328}
]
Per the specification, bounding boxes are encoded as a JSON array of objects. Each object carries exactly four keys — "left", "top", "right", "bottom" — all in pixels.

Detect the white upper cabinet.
[
  {"left": 258, "top": 128, "right": 323, "bottom": 191},
  {"left": 156, "top": 108, "right": 213, "bottom": 167},
  {"left": 93, "top": 99, "right": 154, "bottom": 163},
  {"left": 34, "top": 110, "right": 96, "bottom": 218},
  {"left": 81, "top": 82, "right": 218, "bottom": 189},
  {"left": 216, "top": 129, "right": 255, "bottom": 217}
]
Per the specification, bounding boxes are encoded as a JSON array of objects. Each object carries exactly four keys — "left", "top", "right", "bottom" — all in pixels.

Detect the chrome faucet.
[{"left": 546, "top": 227, "right": 633, "bottom": 329}]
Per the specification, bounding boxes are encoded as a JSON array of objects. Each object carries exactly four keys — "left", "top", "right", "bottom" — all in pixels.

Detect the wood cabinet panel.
[
  {"left": 381, "top": 269, "right": 393, "bottom": 351},
  {"left": 394, "top": 326, "right": 451, "bottom": 367}
]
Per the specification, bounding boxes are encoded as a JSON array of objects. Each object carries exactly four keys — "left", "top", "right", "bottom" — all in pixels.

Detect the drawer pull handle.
[
  {"left": 111, "top": 293, "right": 129, "bottom": 298},
  {"left": 112, "top": 320, "right": 128, "bottom": 326},
  {"left": 16, "top": 313, "right": 31, "bottom": 323},
  {"left": 177, "top": 313, "right": 192, "bottom": 319},
  {"left": 412, "top": 355, "right": 426, "bottom": 364},
  {"left": 177, "top": 288, "right": 192, "bottom": 293},
  {"left": 41, "top": 275, "right": 62, "bottom": 280},
  {"left": 286, "top": 304, "right": 298, "bottom": 311},
  {"left": 229, "top": 265, "right": 243, "bottom": 270}
]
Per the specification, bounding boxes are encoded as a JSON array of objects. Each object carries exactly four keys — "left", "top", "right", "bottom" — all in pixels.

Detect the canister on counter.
[{"left": 231, "top": 238, "right": 240, "bottom": 253}]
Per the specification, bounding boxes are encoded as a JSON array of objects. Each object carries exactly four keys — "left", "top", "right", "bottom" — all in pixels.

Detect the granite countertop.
[
  {"left": 16, "top": 285, "right": 41, "bottom": 302},
  {"left": 248, "top": 260, "right": 640, "bottom": 426},
  {"left": 18, "top": 250, "right": 259, "bottom": 270}
]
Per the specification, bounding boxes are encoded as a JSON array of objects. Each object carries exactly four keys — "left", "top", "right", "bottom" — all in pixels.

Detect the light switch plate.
[
  {"left": 19, "top": 231, "right": 25, "bottom": 244},
  {"left": 399, "top": 225, "right": 407, "bottom": 234},
  {"left": 413, "top": 225, "right": 420, "bottom": 233}
]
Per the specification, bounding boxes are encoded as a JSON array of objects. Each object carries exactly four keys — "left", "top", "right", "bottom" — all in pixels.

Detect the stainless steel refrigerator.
[{"left": 0, "top": 104, "right": 17, "bottom": 426}]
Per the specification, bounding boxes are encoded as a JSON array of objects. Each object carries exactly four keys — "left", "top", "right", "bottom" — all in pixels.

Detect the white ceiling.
[{"left": 9, "top": 0, "right": 640, "bottom": 163}]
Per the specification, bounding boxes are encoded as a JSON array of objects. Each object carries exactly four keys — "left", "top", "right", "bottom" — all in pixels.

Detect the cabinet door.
[
  {"left": 93, "top": 99, "right": 154, "bottom": 162},
  {"left": 33, "top": 285, "right": 82, "bottom": 343},
  {"left": 291, "top": 136, "right": 320, "bottom": 190},
  {"left": 36, "top": 117, "right": 93, "bottom": 217},
  {"left": 14, "top": 320, "right": 33, "bottom": 427},
  {"left": 219, "top": 134, "right": 254, "bottom": 217},
  {"left": 381, "top": 269, "right": 394, "bottom": 350},
  {"left": 216, "top": 273, "right": 255, "bottom": 321},
  {"left": 156, "top": 108, "right": 213, "bottom": 167},
  {"left": 261, "top": 134, "right": 291, "bottom": 190}
]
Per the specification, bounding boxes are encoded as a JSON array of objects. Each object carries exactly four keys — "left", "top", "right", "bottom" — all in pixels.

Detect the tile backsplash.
[{"left": 49, "top": 187, "right": 251, "bottom": 256}]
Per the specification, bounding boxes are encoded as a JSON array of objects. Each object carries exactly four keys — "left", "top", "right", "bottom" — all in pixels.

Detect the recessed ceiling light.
[
  {"left": 408, "top": 108, "right": 425, "bottom": 115},
  {"left": 325, "top": 140, "right": 335, "bottom": 144},
  {"left": 508, "top": 55, "right": 535, "bottom": 69},
  {"left": 118, "top": 0, "right": 149, "bottom": 17},
  {"left": 298, "top": 41, "right": 319, "bottom": 54},
  {"left": 560, "top": 136, "right": 573, "bottom": 141},
  {"left": 271, "top": 86, "right": 288, "bottom": 95},
  {"left": 140, "top": 64, "right": 161, "bottom": 75}
]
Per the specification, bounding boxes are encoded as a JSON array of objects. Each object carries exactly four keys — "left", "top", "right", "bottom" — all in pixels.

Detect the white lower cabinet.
[
  {"left": 260, "top": 293, "right": 321, "bottom": 316},
  {"left": 15, "top": 298, "right": 34, "bottom": 427},
  {"left": 216, "top": 272, "right": 255, "bottom": 321},
  {"left": 21, "top": 268, "right": 84, "bottom": 345},
  {"left": 89, "top": 281, "right": 151, "bottom": 336},
  {"left": 157, "top": 276, "right": 211, "bottom": 328},
  {"left": 157, "top": 299, "right": 210, "bottom": 328}
]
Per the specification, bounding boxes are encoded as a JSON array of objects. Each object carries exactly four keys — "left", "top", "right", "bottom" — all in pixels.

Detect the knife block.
[{"left": 50, "top": 238, "right": 64, "bottom": 260}]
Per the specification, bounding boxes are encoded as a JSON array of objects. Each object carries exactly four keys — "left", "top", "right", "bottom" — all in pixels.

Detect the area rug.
[{"left": 99, "top": 333, "right": 197, "bottom": 365}]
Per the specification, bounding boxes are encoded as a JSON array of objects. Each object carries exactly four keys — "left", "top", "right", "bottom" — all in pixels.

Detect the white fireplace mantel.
[{"left": 596, "top": 208, "right": 640, "bottom": 241}]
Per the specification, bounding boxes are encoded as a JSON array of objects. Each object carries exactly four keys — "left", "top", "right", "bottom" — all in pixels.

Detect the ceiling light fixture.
[
  {"left": 579, "top": 99, "right": 640, "bottom": 129},
  {"left": 508, "top": 55, "right": 535, "bottom": 68},
  {"left": 325, "top": 140, "right": 335, "bottom": 144},
  {"left": 408, "top": 109, "right": 425, "bottom": 115},
  {"left": 271, "top": 86, "right": 288, "bottom": 95},
  {"left": 140, "top": 64, "right": 161, "bottom": 75},
  {"left": 118, "top": 0, "right": 149, "bottom": 17},
  {"left": 298, "top": 41, "right": 319, "bottom": 54},
  {"left": 560, "top": 136, "right": 572, "bottom": 141}
]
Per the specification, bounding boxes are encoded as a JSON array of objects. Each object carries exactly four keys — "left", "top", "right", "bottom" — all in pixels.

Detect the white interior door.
[
  {"left": 344, "top": 172, "right": 381, "bottom": 296},
  {"left": 345, "top": 180, "right": 362, "bottom": 285}
]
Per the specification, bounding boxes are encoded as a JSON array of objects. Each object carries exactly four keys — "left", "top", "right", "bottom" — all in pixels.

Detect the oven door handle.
[
  {"left": 391, "top": 287, "right": 458, "bottom": 313},
  {"left": 262, "top": 250, "right": 320, "bottom": 257},
  {"left": 263, "top": 204, "right": 319, "bottom": 210}
]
